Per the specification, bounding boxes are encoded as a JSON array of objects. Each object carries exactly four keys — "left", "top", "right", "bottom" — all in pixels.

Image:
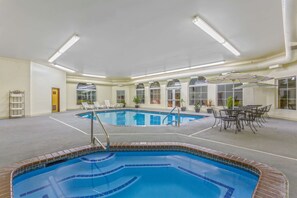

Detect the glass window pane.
[
  {"left": 218, "top": 100, "right": 224, "bottom": 106},
  {"left": 202, "top": 86, "right": 207, "bottom": 92},
  {"left": 288, "top": 77, "right": 296, "bottom": 88},
  {"left": 226, "top": 84, "right": 233, "bottom": 91},
  {"left": 76, "top": 83, "right": 96, "bottom": 104},
  {"left": 217, "top": 92, "right": 224, "bottom": 100},
  {"left": 288, "top": 100, "right": 296, "bottom": 110},
  {"left": 278, "top": 79, "right": 287, "bottom": 88},
  {"left": 218, "top": 85, "right": 225, "bottom": 92},
  {"left": 288, "top": 89, "right": 296, "bottom": 100}
]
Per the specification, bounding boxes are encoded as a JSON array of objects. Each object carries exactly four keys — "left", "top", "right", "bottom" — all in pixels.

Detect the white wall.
[
  {"left": 30, "top": 62, "right": 66, "bottom": 116},
  {"left": 67, "top": 82, "right": 112, "bottom": 110},
  {"left": 0, "top": 57, "right": 31, "bottom": 118}
]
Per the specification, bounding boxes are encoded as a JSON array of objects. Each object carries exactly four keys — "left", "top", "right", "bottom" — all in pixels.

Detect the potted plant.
[
  {"left": 180, "top": 98, "right": 186, "bottom": 111},
  {"left": 227, "top": 96, "right": 233, "bottom": 109},
  {"left": 133, "top": 96, "right": 141, "bottom": 108},
  {"left": 194, "top": 101, "right": 201, "bottom": 113},
  {"left": 206, "top": 99, "right": 213, "bottom": 114},
  {"left": 226, "top": 96, "right": 241, "bottom": 109},
  {"left": 120, "top": 99, "right": 126, "bottom": 108}
]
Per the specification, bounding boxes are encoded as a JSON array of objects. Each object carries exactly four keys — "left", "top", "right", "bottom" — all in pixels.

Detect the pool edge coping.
[{"left": 0, "top": 142, "right": 288, "bottom": 198}]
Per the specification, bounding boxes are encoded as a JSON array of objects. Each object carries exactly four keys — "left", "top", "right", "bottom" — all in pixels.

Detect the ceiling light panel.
[
  {"left": 82, "top": 73, "right": 106, "bottom": 78},
  {"left": 131, "top": 61, "right": 225, "bottom": 79},
  {"left": 52, "top": 64, "right": 76, "bottom": 73},
  {"left": 48, "top": 34, "right": 80, "bottom": 63},
  {"left": 190, "top": 61, "right": 225, "bottom": 69},
  {"left": 192, "top": 16, "right": 240, "bottom": 57},
  {"left": 192, "top": 16, "right": 225, "bottom": 43},
  {"left": 222, "top": 42, "right": 240, "bottom": 56}
]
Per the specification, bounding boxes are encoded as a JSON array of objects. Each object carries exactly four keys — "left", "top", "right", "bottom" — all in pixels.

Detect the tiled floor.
[{"left": 1, "top": 109, "right": 297, "bottom": 197}]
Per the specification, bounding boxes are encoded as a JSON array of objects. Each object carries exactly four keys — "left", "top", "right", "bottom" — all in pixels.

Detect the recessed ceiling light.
[
  {"left": 192, "top": 16, "right": 240, "bottom": 56},
  {"left": 52, "top": 64, "right": 76, "bottom": 73},
  {"left": 48, "top": 34, "right": 80, "bottom": 63},
  {"left": 82, "top": 73, "right": 106, "bottom": 78},
  {"left": 269, "top": 64, "right": 282, "bottom": 69}
]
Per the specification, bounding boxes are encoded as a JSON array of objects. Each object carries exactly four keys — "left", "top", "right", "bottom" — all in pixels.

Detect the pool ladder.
[
  {"left": 162, "top": 106, "right": 181, "bottom": 127},
  {"left": 90, "top": 111, "right": 110, "bottom": 150}
]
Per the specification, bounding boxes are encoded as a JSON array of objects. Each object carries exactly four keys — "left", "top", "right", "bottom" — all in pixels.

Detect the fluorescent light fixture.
[
  {"left": 190, "top": 61, "right": 225, "bottom": 69},
  {"left": 222, "top": 42, "right": 240, "bottom": 56},
  {"left": 48, "top": 51, "right": 62, "bottom": 63},
  {"left": 59, "top": 35, "right": 80, "bottom": 53},
  {"left": 269, "top": 64, "right": 282, "bottom": 69},
  {"left": 192, "top": 16, "right": 240, "bottom": 56},
  {"left": 131, "top": 67, "right": 190, "bottom": 79},
  {"left": 82, "top": 73, "right": 106, "bottom": 78},
  {"left": 131, "top": 60, "right": 225, "bottom": 79},
  {"left": 48, "top": 34, "right": 80, "bottom": 63},
  {"left": 192, "top": 16, "right": 225, "bottom": 43},
  {"left": 52, "top": 64, "right": 76, "bottom": 73}
]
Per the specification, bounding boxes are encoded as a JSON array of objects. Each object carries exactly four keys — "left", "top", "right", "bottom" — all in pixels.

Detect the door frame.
[
  {"left": 167, "top": 88, "right": 181, "bottom": 107},
  {"left": 52, "top": 87, "right": 60, "bottom": 112}
]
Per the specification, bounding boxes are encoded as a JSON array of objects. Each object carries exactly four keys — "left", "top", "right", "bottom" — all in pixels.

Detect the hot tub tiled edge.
[{"left": 0, "top": 142, "right": 288, "bottom": 198}]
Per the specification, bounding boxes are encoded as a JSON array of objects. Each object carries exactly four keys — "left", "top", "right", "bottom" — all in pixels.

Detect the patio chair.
[
  {"left": 264, "top": 104, "right": 272, "bottom": 118},
  {"left": 93, "top": 102, "right": 106, "bottom": 110},
  {"left": 81, "top": 102, "right": 93, "bottom": 110},
  {"left": 239, "top": 110, "right": 257, "bottom": 133},
  {"left": 116, "top": 103, "right": 124, "bottom": 108},
  {"left": 219, "top": 109, "right": 240, "bottom": 133},
  {"left": 212, "top": 109, "right": 223, "bottom": 128},
  {"left": 253, "top": 107, "right": 266, "bottom": 127},
  {"left": 104, "top": 100, "right": 116, "bottom": 109}
]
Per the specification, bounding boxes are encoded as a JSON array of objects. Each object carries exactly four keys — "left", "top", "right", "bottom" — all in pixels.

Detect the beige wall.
[
  {"left": 1, "top": 57, "right": 297, "bottom": 121},
  {"left": 0, "top": 57, "right": 31, "bottom": 118},
  {"left": 67, "top": 82, "right": 112, "bottom": 110},
  {"left": 112, "top": 86, "right": 131, "bottom": 106},
  {"left": 30, "top": 62, "right": 66, "bottom": 116},
  {"left": 124, "top": 62, "right": 297, "bottom": 120}
]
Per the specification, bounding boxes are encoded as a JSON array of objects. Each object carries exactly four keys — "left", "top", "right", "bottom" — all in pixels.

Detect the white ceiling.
[{"left": 0, "top": 0, "right": 290, "bottom": 78}]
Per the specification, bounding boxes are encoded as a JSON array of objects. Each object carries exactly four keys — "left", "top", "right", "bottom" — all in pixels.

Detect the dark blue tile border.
[{"left": 67, "top": 176, "right": 138, "bottom": 198}]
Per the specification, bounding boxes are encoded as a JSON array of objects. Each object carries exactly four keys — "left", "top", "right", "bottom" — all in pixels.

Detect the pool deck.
[{"left": 1, "top": 108, "right": 297, "bottom": 197}]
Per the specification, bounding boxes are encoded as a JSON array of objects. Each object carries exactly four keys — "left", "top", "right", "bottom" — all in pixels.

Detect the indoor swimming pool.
[{"left": 79, "top": 109, "right": 205, "bottom": 126}]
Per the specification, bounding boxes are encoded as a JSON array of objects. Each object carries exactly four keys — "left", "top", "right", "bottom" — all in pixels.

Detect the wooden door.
[{"left": 52, "top": 88, "right": 60, "bottom": 112}]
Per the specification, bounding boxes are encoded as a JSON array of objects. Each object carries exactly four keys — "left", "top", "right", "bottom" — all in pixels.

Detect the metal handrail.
[
  {"left": 162, "top": 106, "right": 177, "bottom": 124},
  {"left": 91, "top": 111, "right": 110, "bottom": 150}
]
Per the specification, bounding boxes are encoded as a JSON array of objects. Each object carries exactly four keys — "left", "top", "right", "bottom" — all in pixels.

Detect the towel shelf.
[{"left": 9, "top": 90, "right": 25, "bottom": 118}]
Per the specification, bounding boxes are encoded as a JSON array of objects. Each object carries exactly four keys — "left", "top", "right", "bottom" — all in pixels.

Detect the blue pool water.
[
  {"left": 79, "top": 110, "right": 205, "bottom": 126},
  {"left": 13, "top": 151, "right": 258, "bottom": 198}
]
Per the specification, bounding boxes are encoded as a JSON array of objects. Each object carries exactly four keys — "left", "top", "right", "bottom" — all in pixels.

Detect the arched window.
[
  {"left": 167, "top": 79, "right": 181, "bottom": 88},
  {"left": 150, "top": 81, "right": 160, "bottom": 104},
  {"left": 136, "top": 83, "right": 145, "bottom": 104},
  {"left": 189, "top": 76, "right": 208, "bottom": 106},
  {"left": 77, "top": 83, "right": 96, "bottom": 104},
  {"left": 167, "top": 79, "right": 181, "bottom": 107}
]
